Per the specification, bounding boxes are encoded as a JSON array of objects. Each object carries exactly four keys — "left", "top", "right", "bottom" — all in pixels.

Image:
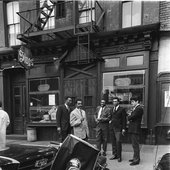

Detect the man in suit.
[
  {"left": 109, "top": 97, "right": 126, "bottom": 162},
  {"left": 70, "top": 99, "right": 89, "bottom": 141},
  {"left": 56, "top": 96, "right": 72, "bottom": 142},
  {"left": 128, "top": 96, "right": 143, "bottom": 166},
  {"left": 94, "top": 99, "right": 110, "bottom": 156}
]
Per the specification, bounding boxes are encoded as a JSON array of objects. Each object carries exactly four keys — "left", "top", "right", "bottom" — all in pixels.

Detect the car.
[
  {"left": 154, "top": 153, "right": 170, "bottom": 170},
  {"left": 0, "top": 144, "right": 58, "bottom": 170}
]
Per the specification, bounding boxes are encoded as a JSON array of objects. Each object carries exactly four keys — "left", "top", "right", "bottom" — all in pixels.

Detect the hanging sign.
[{"left": 18, "top": 45, "right": 33, "bottom": 70}]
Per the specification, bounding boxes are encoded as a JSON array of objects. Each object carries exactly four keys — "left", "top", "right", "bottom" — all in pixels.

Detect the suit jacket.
[
  {"left": 94, "top": 106, "right": 111, "bottom": 129},
  {"left": 128, "top": 105, "right": 143, "bottom": 134},
  {"left": 70, "top": 108, "right": 89, "bottom": 139},
  {"left": 110, "top": 106, "right": 127, "bottom": 131},
  {"left": 56, "top": 105, "right": 71, "bottom": 132}
]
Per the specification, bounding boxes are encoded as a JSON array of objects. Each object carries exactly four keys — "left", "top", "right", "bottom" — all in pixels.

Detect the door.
[{"left": 13, "top": 84, "right": 26, "bottom": 134}]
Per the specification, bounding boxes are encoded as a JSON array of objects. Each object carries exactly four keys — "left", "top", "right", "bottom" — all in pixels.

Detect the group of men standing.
[{"left": 56, "top": 95, "right": 143, "bottom": 166}]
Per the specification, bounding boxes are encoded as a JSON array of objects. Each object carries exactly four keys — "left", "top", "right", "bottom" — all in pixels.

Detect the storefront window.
[
  {"left": 29, "top": 77, "right": 59, "bottom": 122},
  {"left": 102, "top": 70, "right": 145, "bottom": 109}
]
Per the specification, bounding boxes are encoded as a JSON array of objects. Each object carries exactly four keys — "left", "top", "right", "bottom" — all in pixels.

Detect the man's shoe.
[
  {"left": 129, "top": 159, "right": 134, "bottom": 162},
  {"left": 130, "top": 160, "right": 140, "bottom": 166},
  {"left": 118, "top": 158, "right": 122, "bottom": 162},
  {"left": 103, "top": 152, "right": 106, "bottom": 156},
  {"left": 109, "top": 155, "right": 117, "bottom": 160}
]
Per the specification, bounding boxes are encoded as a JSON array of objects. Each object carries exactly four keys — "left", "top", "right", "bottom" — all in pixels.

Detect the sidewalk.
[{"left": 6, "top": 135, "right": 170, "bottom": 170}]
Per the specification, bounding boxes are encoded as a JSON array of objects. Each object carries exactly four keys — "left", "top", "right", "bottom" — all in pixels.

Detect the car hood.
[
  {"left": 0, "top": 144, "right": 56, "bottom": 161},
  {"left": 0, "top": 144, "right": 57, "bottom": 169}
]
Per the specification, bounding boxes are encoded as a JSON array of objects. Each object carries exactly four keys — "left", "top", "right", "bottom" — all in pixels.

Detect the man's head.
[
  {"left": 112, "top": 97, "right": 120, "bottom": 107},
  {"left": 65, "top": 96, "right": 72, "bottom": 106},
  {"left": 130, "top": 96, "right": 140, "bottom": 107},
  {"left": 100, "top": 99, "right": 106, "bottom": 107},
  {"left": 75, "top": 99, "right": 83, "bottom": 109}
]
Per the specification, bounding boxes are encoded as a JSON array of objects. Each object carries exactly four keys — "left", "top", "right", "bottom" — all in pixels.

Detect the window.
[
  {"left": 56, "top": 1, "right": 65, "bottom": 19},
  {"left": 40, "top": 0, "right": 55, "bottom": 30},
  {"left": 29, "top": 77, "right": 60, "bottom": 122},
  {"left": 127, "top": 55, "right": 143, "bottom": 66},
  {"left": 78, "top": 0, "right": 95, "bottom": 24},
  {"left": 102, "top": 70, "right": 145, "bottom": 108},
  {"left": 104, "top": 58, "right": 120, "bottom": 68},
  {"left": 122, "top": 1, "right": 142, "bottom": 28},
  {"left": 7, "top": 1, "right": 21, "bottom": 46}
]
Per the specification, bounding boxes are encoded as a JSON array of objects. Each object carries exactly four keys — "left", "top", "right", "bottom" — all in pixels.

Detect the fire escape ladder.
[
  {"left": 77, "top": 33, "right": 90, "bottom": 64},
  {"left": 24, "top": 0, "right": 55, "bottom": 34}
]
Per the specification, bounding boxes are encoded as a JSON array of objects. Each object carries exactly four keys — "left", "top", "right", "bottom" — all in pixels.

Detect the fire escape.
[
  {"left": 74, "top": 0, "right": 105, "bottom": 64},
  {"left": 17, "top": 0, "right": 105, "bottom": 64}
]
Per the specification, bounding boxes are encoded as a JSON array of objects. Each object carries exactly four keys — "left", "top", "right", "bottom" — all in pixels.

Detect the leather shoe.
[
  {"left": 109, "top": 155, "right": 117, "bottom": 160},
  {"left": 129, "top": 159, "right": 134, "bottom": 162},
  {"left": 130, "top": 160, "right": 140, "bottom": 166},
  {"left": 118, "top": 158, "right": 122, "bottom": 162}
]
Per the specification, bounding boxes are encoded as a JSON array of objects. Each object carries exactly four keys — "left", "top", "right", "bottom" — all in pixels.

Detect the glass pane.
[
  {"left": 13, "top": 1, "right": 20, "bottom": 23},
  {"left": 7, "top": 2, "right": 13, "bottom": 24},
  {"left": 102, "top": 70, "right": 145, "bottom": 106},
  {"left": 14, "top": 96, "right": 21, "bottom": 117},
  {"left": 122, "top": 2, "right": 131, "bottom": 28},
  {"left": 127, "top": 56, "right": 143, "bottom": 66},
  {"left": 132, "top": 1, "right": 141, "bottom": 26},
  {"left": 9, "top": 25, "right": 15, "bottom": 46},
  {"left": 104, "top": 58, "right": 120, "bottom": 68}
]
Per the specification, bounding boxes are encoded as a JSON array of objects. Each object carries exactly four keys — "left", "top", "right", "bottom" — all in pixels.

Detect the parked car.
[
  {"left": 0, "top": 144, "right": 58, "bottom": 170},
  {"left": 0, "top": 135, "right": 109, "bottom": 170},
  {"left": 154, "top": 153, "right": 170, "bottom": 170}
]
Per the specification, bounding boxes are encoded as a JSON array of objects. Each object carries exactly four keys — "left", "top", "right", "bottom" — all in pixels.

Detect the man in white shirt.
[
  {"left": 70, "top": 99, "right": 89, "bottom": 141},
  {"left": 0, "top": 101, "right": 10, "bottom": 149}
]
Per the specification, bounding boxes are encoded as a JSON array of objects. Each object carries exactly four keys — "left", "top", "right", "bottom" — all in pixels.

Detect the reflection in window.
[
  {"left": 78, "top": 0, "right": 95, "bottom": 24},
  {"left": 29, "top": 77, "right": 60, "bottom": 122},
  {"left": 40, "top": 0, "right": 55, "bottom": 30},
  {"left": 122, "top": 1, "right": 142, "bottom": 28},
  {"left": 102, "top": 70, "right": 145, "bottom": 107},
  {"left": 104, "top": 58, "right": 120, "bottom": 68},
  {"left": 127, "top": 56, "right": 143, "bottom": 66},
  {"left": 7, "top": 1, "right": 21, "bottom": 46}
]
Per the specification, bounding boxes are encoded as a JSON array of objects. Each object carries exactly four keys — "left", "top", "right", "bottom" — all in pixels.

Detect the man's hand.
[
  {"left": 122, "top": 129, "right": 126, "bottom": 136},
  {"left": 57, "top": 127, "right": 61, "bottom": 134}
]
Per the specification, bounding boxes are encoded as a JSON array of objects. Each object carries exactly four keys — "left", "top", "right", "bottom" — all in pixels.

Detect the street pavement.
[{"left": 6, "top": 135, "right": 170, "bottom": 170}]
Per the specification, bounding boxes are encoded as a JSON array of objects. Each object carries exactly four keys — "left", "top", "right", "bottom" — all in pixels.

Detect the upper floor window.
[
  {"left": 122, "top": 1, "right": 142, "bottom": 28},
  {"left": 7, "top": 1, "right": 21, "bottom": 46},
  {"left": 40, "top": 0, "right": 55, "bottom": 30},
  {"left": 78, "top": 0, "right": 95, "bottom": 24},
  {"left": 56, "top": 1, "right": 65, "bottom": 19}
]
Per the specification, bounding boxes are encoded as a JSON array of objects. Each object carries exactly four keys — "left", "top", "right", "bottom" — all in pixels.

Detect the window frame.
[
  {"left": 78, "top": 0, "right": 95, "bottom": 24},
  {"left": 56, "top": 1, "right": 66, "bottom": 19},
  {"left": 28, "top": 77, "right": 60, "bottom": 123},
  {"left": 6, "top": 1, "right": 21, "bottom": 46},
  {"left": 121, "top": 1, "right": 143, "bottom": 28},
  {"left": 102, "top": 51, "right": 149, "bottom": 128}
]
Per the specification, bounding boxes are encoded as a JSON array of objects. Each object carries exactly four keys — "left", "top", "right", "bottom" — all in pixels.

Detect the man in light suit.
[
  {"left": 109, "top": 97, "right": 126, "bottom": 162},
  {"left": 128, "top": 96, "right": 143, "bottom": 166},
  {"left": 94, "top": 99, "right": 111, "bottom": 156},
  {"left": 70, "top": 99, "right": 89, "bottom": 141},
  {"left": 56, "top": 96, "right": 72, "bottom": 142}
]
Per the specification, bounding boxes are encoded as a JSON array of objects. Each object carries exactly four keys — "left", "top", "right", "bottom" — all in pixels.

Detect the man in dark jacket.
[
  {"left": 128, "top": 96, "right": 143, "bottom": 166},
  {"left": 109, "top": 97, "right": 126, "bottom": 162},
  {"left": 56, "top": 96, "right": 72, "bottom": 141},
  {"left": 94, "top": 99, "right": 110, "bottom": 156}
]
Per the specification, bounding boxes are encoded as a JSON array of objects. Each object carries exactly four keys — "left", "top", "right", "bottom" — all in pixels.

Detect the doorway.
[{"left": 12, "top": 83, "right": 26, "bottom": 134}]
